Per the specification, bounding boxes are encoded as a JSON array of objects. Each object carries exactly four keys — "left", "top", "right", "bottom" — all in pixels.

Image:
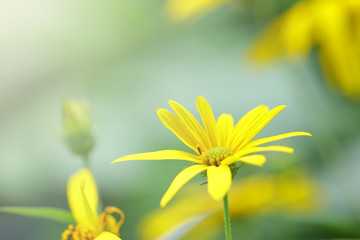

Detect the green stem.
[
  {"left": 82, "top": 154, "right": 90, "bottom": 169},
  {"left": 223, "top": 194, "right": 232, "bottom": 240}
]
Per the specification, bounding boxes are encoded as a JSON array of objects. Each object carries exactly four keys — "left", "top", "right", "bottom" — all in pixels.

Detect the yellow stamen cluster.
[
  {"left": 61, "top": 224, "right": 95, "bottom": 240},
  {"left": 201, "top": 147, "right": 233, "bottom": 166}
]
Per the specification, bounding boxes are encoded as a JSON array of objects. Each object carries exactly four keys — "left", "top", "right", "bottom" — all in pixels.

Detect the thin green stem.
[
  {"left": 82, "top": 154, "right": 90, "bottom": 169},
  {"left": 223, "top": 194, "right": 232, "bottom": 240}
]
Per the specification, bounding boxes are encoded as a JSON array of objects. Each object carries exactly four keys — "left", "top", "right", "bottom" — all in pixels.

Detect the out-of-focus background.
[{"left": 1, "top": 0, "right": 360, "bottom": 239}]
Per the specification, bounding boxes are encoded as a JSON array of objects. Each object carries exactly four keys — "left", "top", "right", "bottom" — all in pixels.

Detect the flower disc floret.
[
  {"left": 61, "top": 224, "right": 95, "bottom": 240},
  {"left": 201, "top": 147, "right": 233, "bottom": 166}
]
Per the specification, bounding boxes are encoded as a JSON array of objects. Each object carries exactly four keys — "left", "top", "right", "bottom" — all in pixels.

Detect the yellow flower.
[
  {"left": 113, "top": 96, "right": 311, "bottom": 207},
  {"left": 61, "top": 168, "right": 124, "bottom": 240},
  {"left": 165, "top": 0, "right": 229, "bottom": 22},
  {"left": 250, "top": 0, "right": 360, "bottom": 98},
  {"left": 139, "top": 170, "right": 318, "bottom": 240}
]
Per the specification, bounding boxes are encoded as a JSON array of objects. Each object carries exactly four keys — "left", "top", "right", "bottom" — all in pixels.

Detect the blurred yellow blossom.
[
  {"left": 61, "top": 168, "right": 124, "bottom": 240},
  {"left": 63, "top": 100, "right": 95, "bottom": 159},
  {"left": 165, "top": 0, "right": 229, "bottom": 22},
  {"left": 113, "top": 96, "right": 311, "bottom": 207},
  {"left": 250, "top": 0, "right": 360, "bottom": 99},
  {"left": 139, "top": 170, "right": 318, "bottom": 240}
]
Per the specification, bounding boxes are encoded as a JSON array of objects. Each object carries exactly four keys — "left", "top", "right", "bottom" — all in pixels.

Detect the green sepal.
[
  {"left": 0, "top": 206, "right": 75, "bottom": 224},
  {"left": 230, "top": 162, "right": 247, "bottom": 179}
]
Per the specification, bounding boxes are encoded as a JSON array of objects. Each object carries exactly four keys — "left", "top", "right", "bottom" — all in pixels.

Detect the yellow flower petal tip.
[
  {"left": 114, "top": 97, "right": 311, "bottom": 203},
  {"left": 207, "top": 166, "right": 232, "bottom": 200}
]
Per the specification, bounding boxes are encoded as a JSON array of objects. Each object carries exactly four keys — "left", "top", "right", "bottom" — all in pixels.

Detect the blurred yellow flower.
[
  {"left": 61, "top": 168, "right": 124, "bottom": 240},
  {"left": 63, "top": 100, "right": 95, "bottom": 159},
  {"left": 113, "top": 96, "right": 311, "bottom": 207},
  {"left": 250, "top": 0, "right": 360, "bottom": 98},
  {"left": 139, "top": 170, "right": 318, "bottom": 240},
  {"left": 165, "top": 0, "right": 229, "bottom": 22}
]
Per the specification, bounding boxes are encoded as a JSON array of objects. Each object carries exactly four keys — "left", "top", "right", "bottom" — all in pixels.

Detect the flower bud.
[{"left": 62, "top": 100, "right": 95, "bottom": 160}]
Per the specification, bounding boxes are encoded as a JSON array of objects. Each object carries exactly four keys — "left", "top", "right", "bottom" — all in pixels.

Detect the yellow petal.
[
  {"left": 160, "top": 165, "right": 209, "bottom": 207},
  {"left": 228, "top": 105, "right": 268, "bottom": 148},
  {"left": 221, "top": 146, "right": 294, "bottom": 165},
  {"left": 246, "top": 132, "right": 312, "bottom": 148},
  {"left": 112, "top": 150, "right": 202, "bottom": 164},
  {"left": 94, "top": 232, "right": 121, "bottom": 240},
  {"left": 315, "top": 0, "right": 360, "bottom": 98},
  {"left": 281, "top": 1, "right": 314, "bottom": 57},
  {"left": 165, "top": 0, "right": 229, "bottom": 22},
  {"left": 232, "top": 146, "right": 294, "bottom": 161},
  {"left": 249, "top": 19, "right": 285, "bottom": 62},
  {"left": 249, "top": 1, "right": 314, "bottom": 62},
  {"left": 169, "top": 100, "right": 212, "bottom": 150},
  {"left": 207, "top": 165, "right": 232, "bottom": 200},
  {"left": 234, "top": 105, "right": 286, "bottom": 151},
  {"left": 216, "top": 114, "right": 234, "bottom": 147},
  {"left": 67, "top": 168, "right": 98, "bottom": 232},
  {"left": 221, "top": 154, "right": 266, "bottom": 166},
  {"left": 158, "top": 108, "right": 202, "bottom": 153},
  {"left": 196, "top": 96, "right": 217, "bottom": 147}
]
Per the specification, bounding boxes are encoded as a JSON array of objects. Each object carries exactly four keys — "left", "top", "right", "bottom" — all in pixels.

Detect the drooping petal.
[
  {"left": 234, "top": 105, "right": 286, "bottom": 151},
  {"left": 228, "top": 105, "right": 268, "bottom": 148},
  {"left": 315, "top": 0, "right": 360, "bottom": 98},
  {"left": 169, "top": 100, "right": 212, "bottom": 150},
  {"left": 246, "top": 132, "right": 312, "bottom": 148},
  {"left": 67, "top": 168, "right": 98, "bottom": 232},
  {"left": 111, "top": 150, "right": 202, "bottom": 164},
  {"left": 196, "top": 96, "right": 217, "bottom": 147},
  {"left": 225, "top": 146, "right": 294, "bottom": 163},
  {"left": 207, "top": 165, "right": 232, "bottom": 200},
  {"left": 94, "top": 232, "right": 121, "bottom": 240},
  {"left": 160, "top": 165, "right": 209, "bottom": 207},
  {"left": 249, "top": 1, "right": 314, "bottom": 62},
  {"left": 216, "top": 114, "right": 234, "bottom": 147},
  {"left": 221, "top": 154, "right": 266, "bottom": 166},
  {"left": 157, "top": 109, "right": 201, "bottom": 153}
]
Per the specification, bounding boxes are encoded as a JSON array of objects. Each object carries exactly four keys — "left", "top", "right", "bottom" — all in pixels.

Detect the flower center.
[
  {"left": 201, "top": 147, "right": 233, "bottom": 166},
  {"left": 61, "top": 224, "right": 95, "bottom": 240}
]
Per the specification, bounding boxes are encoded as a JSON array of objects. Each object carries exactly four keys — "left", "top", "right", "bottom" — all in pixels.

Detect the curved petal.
[
  {"left": 216, "top": 114, "right": 234, "bottom": 146},
  {"left": 160, "top": 165, "right": 209, "bottom": 207},
  {"left": 196, "top": 96, "right": 217, "bottom": 147},
  {"left": 169, "top": 100, "right": 212, "bottom": 150},
  {"left": 221, "top": 154, "right": 266, "bottom": 166},
  {"left": 232, "top": 146, "right": 294, "bottom": 159},
  {"left": 67, "top": 168, "right": 98, "bottom": 232},
  {"left": 157, "top": 109, "right": 201, "bottom": 153},
  {"left": 246, "top": 132, "right": 312, "bottom": 148},
  {"left": 228, "top": 105, "right": 268, "bottom": 148},
  {"left": 94, "top": 232, "right": 121, "bottom": 240},
  {"left": 233, "top": 105, "right": 286, "bottom": 151},
  {"left": 207, "top": 165, "right": 232, "bottom": 200},
  {"left": 112, "top": 150, "right": 202, "bottom": 164}
]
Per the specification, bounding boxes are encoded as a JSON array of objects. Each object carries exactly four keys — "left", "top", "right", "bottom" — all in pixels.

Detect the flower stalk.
[{"left": 223, "top": 194, "right": 232, "bottom": 240}]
